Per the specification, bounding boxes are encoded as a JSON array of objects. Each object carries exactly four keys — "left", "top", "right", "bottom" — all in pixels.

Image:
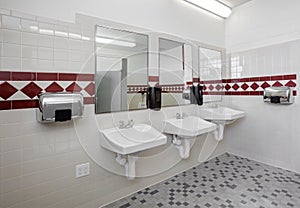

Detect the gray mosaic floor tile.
[{"left": 103, "top": 153, "right": 300, "bottom": 208}]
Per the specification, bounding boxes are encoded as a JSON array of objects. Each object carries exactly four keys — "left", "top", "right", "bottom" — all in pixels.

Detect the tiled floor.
[{"left": 103, "top": 153, "right": 300, "bottom": 208}]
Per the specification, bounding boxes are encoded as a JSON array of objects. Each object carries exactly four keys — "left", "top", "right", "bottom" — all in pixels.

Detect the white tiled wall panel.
[
  {"left": 0, "top": 7, "right": 226, "bottom": 208},
  {"left": 0, "top": 13, "right": 94, "bottom": 73}
]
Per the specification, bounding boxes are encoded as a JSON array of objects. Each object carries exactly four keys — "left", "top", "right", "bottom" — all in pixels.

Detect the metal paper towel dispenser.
[
  {"left": 263, "top": 86, "right": 294, "bottom": 104},
  {"left": 37, "top": 92, "right": 84, "bottom": 123}
]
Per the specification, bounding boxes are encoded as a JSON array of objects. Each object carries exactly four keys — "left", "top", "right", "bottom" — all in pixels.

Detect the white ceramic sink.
[
  {"left": 100, "top": 124, "right": 167, "bottom": 155},
  {"left": 163, "top": 116, "right": 217, "bottom": 138},
  {"left": 199, "top": 107, "right": 245, "bottom": 124}
]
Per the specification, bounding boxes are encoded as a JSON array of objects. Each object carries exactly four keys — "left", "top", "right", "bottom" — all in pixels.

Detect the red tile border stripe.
[{"left": 0, "top": 71, "right": 95, "bottom": 81}]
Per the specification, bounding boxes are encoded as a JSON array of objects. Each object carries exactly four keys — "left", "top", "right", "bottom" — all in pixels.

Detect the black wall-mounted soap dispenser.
[
  {"left": 196, "top": 84, "right": 203, "bottom": 106},
  {"left": 147, "top": 86, "right": 162, "bottom": 110},
  {"left": 190, "top": 84, "right": 203, "bottom": 105}
]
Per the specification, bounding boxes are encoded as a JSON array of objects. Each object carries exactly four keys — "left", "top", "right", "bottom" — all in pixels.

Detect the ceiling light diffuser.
[
  {"left": 183, "top": 0, "right": 232, "bottom": 18},
  {"left": 95, "top": 37, "right": 136, "bottom": 47}
]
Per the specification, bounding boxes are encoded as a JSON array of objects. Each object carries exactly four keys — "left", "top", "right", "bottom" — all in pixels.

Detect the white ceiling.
[{"left": 218, "top": 0, "right": 252, "bottom": 8}]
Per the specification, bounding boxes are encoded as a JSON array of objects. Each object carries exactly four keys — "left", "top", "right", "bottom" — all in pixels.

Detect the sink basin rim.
[
  {"left": 100, "top": 124, "right": 167, "bottom": 155},
  {"left": 163, "top": 116, "right": 217, "bottom": 138}
]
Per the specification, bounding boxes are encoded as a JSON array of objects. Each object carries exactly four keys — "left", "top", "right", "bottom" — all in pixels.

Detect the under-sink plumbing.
[
  {"left": 176, "top": 112, "right": 187, "bottom": 119},
  {"left": 171, "top": 135, "right": 191, "bottom": 159},
  {"left": 118, "top": 119, "right": 134, "bottom": 129},
  {"left": 115, "top": 154, "right": 138, "bottom": 180}
]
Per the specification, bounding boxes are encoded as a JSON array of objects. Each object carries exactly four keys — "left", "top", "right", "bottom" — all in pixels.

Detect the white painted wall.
[
  {"left": 0, "top": 0, "right": 225, "bottom": 47},
  {"left": 226, "top": 0, "right": 300, "bottom": 52},
  {"left": 224, "top": 0, "right": 300, "bottom": 173}
]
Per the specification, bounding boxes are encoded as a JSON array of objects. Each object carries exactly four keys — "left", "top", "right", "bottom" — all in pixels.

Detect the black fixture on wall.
[
  {"left": 190, "top": 84, "right": 203, "bottom": 105},
  {"left": 147, "top": 86, "right": 162, "bottom": 110}
]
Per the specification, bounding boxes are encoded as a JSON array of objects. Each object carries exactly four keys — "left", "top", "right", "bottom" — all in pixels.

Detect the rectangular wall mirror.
[
  {"left": 95, "top": 25, "right": 148, "bottom": 113},
  {"left": 159, "top": 38, "right": 193, "bottom": 107},
  {"left": 199, "top": 47, "right": 222, "bottom": 102}
]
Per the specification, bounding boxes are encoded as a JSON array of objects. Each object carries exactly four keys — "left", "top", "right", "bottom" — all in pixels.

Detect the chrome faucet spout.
[{"left": 176, "top": 113, "right": 187, "bottom": 119}]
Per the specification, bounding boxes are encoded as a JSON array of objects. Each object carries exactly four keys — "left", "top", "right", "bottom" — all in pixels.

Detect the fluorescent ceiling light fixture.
[
  {"left": 39, "top": 28, "right": 54, "bottom": 35},
  {"left": 55, "top": 30, "right": 68, "bottom": 37},
  {"left": 29, "top": 25, "right": 39, "bottom": 32},
  {"left": 183, "top": 0, "right": 232, "bottom": 18},
  {"left": 95, "top": 37, "right": 136, "bottom": 47},
  {"left": 82, "top": 36, "right": 91, "bottom": 41},
  {"left": 69, "top": 33, "right": 81, "bottom": 39}
]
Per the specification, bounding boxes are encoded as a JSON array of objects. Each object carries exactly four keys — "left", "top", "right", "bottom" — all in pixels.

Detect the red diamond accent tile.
[
  {"left": 66, "top": 82, "right": 82, "bottom": 92},
  {"left": 250, "top": 82, "right": 259, "bottom": 91},
  {"left": 203, "top": 85, "right": 207, "bottom": 91},
  {"left": 0, "top": 82, "right": 18, "bottom": 100},
  {"left": 45, "top": 82, "right": 64, "bottom": 92},
  {"left": 21, "top": 82, "right": 42, "bottom": 98},
  {"left": 232, "top": 83, "right": 239, "bottom": 91},
  {"left": 241, "top": 83, "right": 249, "bottom": 90},
  {"left": 208, "top": 85, "right": 214, "bottom": 91},
  {"left": 261, "top": 82, "right": 270, "bottom": 89},
  {"left": 84, "top": 82, "right": 95, "bottom": 96},
  {"left": 224, "top": 84, "right": 231, "bottom": 91},
  {"left": 285, "top": 80, "right": 296, "bottom": 87},
  {"left": 215, "top": 84, "right": 222, "bottom": 91},
  {"left": 272, "top": 81, "right": 283, "bottom": 87}
]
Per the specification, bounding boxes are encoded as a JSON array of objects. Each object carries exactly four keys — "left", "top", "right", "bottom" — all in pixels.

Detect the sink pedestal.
[
  {"left": 211, "top": 123, "right": 225, "bottom": 141},
  {"left": 171, "top": 135, "right": 192, "bottom": 159},
  {"left": 116, "top": 154, "right": 138, "bottom": 180}
]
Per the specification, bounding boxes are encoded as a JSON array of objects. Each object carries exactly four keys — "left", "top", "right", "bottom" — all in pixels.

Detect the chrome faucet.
[
  {"left": 176, "top": 113, "right": 187, "bottom": 119},
  {"left": 118, "top": 119, "right": 134, "bottom": 129},
  {"left": 118, "top": 120, "right": 125, "bottom": 129},
  {"left": 210, "top": 102, "right": 220, "bottom": 108}
]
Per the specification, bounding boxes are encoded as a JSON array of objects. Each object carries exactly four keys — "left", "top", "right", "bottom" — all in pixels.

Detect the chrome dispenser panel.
[
  {"left": 263, "top": 86, "right": 294, "bottom": 104},
  {"left": 37, "top": 92, "right": 84, "bottom": 123}
]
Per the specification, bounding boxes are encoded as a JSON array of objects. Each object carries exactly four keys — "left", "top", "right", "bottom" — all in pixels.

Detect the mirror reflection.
[
  {"left": 95, "top": 26, "right": 148, "bottom": 113},
  {"left": 199, "top": 47, "right": 222, "bottom": 102},
  {"left": 159, "top": 38, "right": 193, "bottom": 107}
]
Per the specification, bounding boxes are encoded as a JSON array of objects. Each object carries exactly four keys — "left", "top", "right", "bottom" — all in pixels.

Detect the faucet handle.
[
  {"left": 176, "top": 113, "right": 181, "bottom": 119},
  {"left": 118, "top": 120, "right": 124, "bottom": 128},
  {"left": 129, "top": 119, "right": 134, "bottom": 127}
]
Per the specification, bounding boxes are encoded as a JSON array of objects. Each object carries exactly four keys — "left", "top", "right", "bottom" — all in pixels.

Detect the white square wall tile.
[
  {"left": 68, "top": 39, "right": 82, "bottom": 50},
  {"left": 21, "top": 19, "right": 39, "bottom": 33},
  {"left": 1, "top": 15, "right": 20, "bottom": 30},
  {"left": 38, "top": 47, "right": 53, "bottom": 60},
  {"left": 38, "top": 34, "right": 53, "bottom": 48},
  {"left": 54, "top": 37, "right": 68, "bottom": 49},
  {"left": 54, "top": 49, "right": 68, "bottom": 60},
  {"left": 2, "top": 29, "right": 21, "bottom": 44},
  {"left": 22, "top": 45, "right": 38, "bottom": 59},
  {"left": 1, "top": 57, "right": 21, "bottom": 71},
  {"left": 2, "top": 43, "right": 21, "bottom": 58},
  {"left": 68, "top": 61, "right": 82, "bottom": 72},
  {"left": 22, "top": 58, "right": 38, "bottom": 71},
  {"left": 54, "top": 60, "right": 68, "bottom": 71},
  {"left": 68, "top": 50, "right": 82, "bottom": 62},
  {"left": 38, "top": 59, "right": 54, "bottom": 71},
  {"left": 0, "top": 42, "right": 2, "bottom": 57},
  {"left": 22, "top": 32, "right": 38, "bottom": 46}
]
